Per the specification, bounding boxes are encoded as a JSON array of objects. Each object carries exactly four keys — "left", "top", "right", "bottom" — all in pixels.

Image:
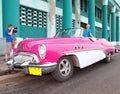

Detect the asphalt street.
[{"left": 0, "top": 52, "right": 120, "bottom": 94}]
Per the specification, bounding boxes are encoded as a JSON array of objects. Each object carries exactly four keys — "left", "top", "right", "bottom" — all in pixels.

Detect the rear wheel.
[
  {"left": 52, "top": 56, "right": 74, "bottom": 82},
  {"left": 105, "top": 53, "right": 111, "bottom": 63}
]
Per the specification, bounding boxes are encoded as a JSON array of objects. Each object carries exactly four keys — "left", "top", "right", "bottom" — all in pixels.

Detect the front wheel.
[{"left": 52, "top": 56, "right": 74, "bottom": 82}]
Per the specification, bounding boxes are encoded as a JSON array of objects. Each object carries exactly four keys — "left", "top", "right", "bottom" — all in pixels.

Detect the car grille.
[{"left": 14, "top": 55, "right": 33, "bottom": 63}]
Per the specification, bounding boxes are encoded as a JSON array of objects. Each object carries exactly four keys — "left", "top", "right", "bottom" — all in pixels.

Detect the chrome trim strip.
[
  {"left": 62, "top": 49, "right": 105, "bottom": 55},
  {"left": 28, "top": 63, "right": 57, "bottom": 74},
  {"left": 29, "top": 63, "right": 57, "bottom": 67},
  {"left": 24, "top": 63, "right": 57, "bottom": 74}
]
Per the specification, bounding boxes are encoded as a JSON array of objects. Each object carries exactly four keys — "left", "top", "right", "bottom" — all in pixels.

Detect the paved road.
[{"left": 0, "top": 52, "right": 120, "bottom": 94}]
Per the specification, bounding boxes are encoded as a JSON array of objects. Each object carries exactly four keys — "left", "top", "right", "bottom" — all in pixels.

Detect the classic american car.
[{"left": 7, "top": 28, "right": 117, "bottom": 81}]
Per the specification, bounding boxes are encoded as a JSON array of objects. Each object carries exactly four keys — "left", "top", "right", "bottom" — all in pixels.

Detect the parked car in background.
[{"left": 6, "top": 28, "right": 117, "bottom": 81}]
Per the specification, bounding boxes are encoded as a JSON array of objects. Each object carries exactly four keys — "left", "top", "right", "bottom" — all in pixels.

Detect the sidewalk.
[
  {"left": 0, "top": 55, "right": 20, "bottom": 76},
  {"left": 0, "top": 55, "right": 11, "bottom": 76},
  {"left": 0, "top": 55, "right": 25, "bottom": 83}
]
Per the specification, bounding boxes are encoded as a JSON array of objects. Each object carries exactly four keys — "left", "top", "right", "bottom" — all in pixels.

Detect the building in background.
[{"left": 0, "top": 0, "right": 120, "bottom": 42}]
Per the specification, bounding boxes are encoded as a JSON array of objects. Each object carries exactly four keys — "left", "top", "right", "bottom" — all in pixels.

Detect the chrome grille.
[{"left": 14, "top": 55, "right": 33, "bottom": 63}]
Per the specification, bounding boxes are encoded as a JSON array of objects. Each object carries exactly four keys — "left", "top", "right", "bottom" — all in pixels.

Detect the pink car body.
[
  {"left": 17, "top": 37, "right": 115, "bottom": 63},
  {"left": 7, "top": 28, "right": 116, "bottom": 81}
]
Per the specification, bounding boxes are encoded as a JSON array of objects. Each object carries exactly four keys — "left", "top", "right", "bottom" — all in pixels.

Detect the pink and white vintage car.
[{"left": 7, "top": 28, "right": 117, "bottom": 81}]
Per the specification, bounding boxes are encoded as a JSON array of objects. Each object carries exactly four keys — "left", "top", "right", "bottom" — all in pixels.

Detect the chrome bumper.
[
  {"left": 7, "top": 60, "right": 57, "bottom": 74},
  {"left": 25, "top": 63, "right": 57, "bottom": 74},
  {"left": 6, "top": 52, "right": 57, "bottom": 74},
  {"left": 115, "top": 48, "right": 119, "bottom": 53}
]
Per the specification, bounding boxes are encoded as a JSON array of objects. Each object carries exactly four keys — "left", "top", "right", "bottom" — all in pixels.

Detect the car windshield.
[{"left": 55, "top": 28, "right": 84, "bottom": 38}]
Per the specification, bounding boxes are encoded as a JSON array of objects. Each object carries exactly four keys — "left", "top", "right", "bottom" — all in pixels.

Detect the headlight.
[{"left": 39, "top": 44, "right": 46, "bottom": 59}]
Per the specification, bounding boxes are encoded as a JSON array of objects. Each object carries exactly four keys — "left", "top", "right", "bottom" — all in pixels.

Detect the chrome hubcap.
[
  {"left": 59, "top": 59, "right": 71, "bottom": 76},
  {"left": 107, "top": 54, "right": 111, "bottom": 61}
]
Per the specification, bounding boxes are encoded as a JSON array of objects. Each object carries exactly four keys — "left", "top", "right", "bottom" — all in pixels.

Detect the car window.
[{"left": 55, "top": 28, "right": 83, "bottom": 38}]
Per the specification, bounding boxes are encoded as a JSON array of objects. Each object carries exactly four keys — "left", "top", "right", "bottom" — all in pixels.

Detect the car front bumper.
[
  {"left": 6, "top": 59, "right": 57, "bottom": 75},
  {"left": 6, "top": 52, "right": 57, "bottom": 75},
  {"left": 24, "top": 63, "right": 57, "bottom": 74}
]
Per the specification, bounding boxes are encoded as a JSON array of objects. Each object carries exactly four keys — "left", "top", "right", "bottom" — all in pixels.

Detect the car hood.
[
  {"left": 18, "top": 37, "right": 74, "bottom": 47},
  {"left": 17, "top": 37, "right": 78, "bottom": 52}
]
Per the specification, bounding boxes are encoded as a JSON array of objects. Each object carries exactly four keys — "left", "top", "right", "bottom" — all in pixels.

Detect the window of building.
[
  {"left": 80, "top": 0, "right": 83, "bottom": 11},
  {"left": 72, "top": 0, "right": 75, "bottom": 7},
  {"left": 81, "top": 22, "right": 87, "bottom": 29},
  {"left": 95, "top": 6, "right": 102, "bottom": 20},
  {"left": 56, "top": 15, "right": 63, "bottom": 30},
  {"left": 80, "top": 0, "right": 88, "bottom": 13},
  {"left": 108, "top": 14, "right": 110, "bottom": 25},
  {"left": 95, "top": 6, "right": 97, "bottom": 17},
  {"left": 20, "top": 5, "right": 47, "bottom": 28},
  {"left": 72, "top": 19, "right": 75, "bottom": 27},
  {"left": 56, "top": 14, "right": 75, "bottom": 30},
  {"left": 84, "top": 0, "right": 87, "bottom": 12},
  {"left": 98, "top": 8, "right": 102, "bottom": 19}
]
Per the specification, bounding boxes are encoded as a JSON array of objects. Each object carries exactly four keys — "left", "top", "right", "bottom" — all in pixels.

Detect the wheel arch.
[{"left": 58, "top": 54, "right": 80, "bottom": 68}]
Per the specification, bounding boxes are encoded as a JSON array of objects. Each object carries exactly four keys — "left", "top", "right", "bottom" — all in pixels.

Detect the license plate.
[{"left": 29, "top": 67, "right": 42, "bottom": 76}]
